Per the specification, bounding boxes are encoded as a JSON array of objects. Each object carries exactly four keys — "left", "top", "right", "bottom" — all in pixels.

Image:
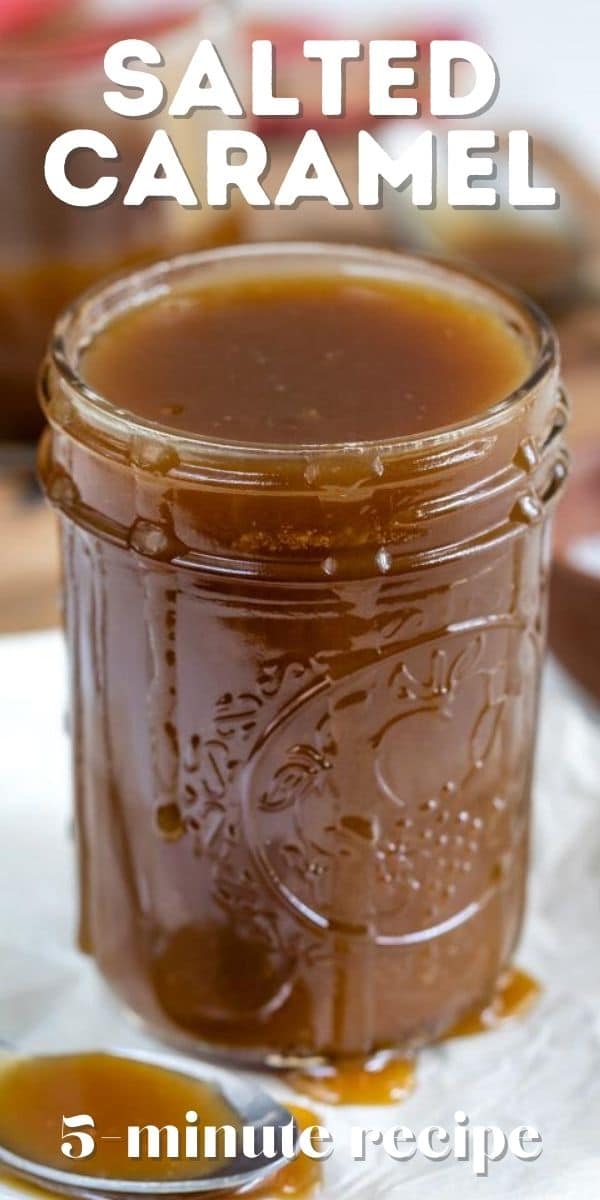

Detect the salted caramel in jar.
[
  {"left": 0, "top": 0, "right": 237, "bottom": 441},
  {"left": 39, "top": 244, "right": 567, "bottom": 1064}
]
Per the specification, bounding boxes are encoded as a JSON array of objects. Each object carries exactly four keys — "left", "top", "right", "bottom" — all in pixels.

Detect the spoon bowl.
[{"left": 0, "top": 1047, "right": 298, "bottom": 1197}]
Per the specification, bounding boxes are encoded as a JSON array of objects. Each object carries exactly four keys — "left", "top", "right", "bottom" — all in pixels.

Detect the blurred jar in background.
[
  {"left": 381, "top": 123, "right": 586, "bottom": 311},
  {"left": 0, "top": 0, "right": 239, "bottom": 442}
]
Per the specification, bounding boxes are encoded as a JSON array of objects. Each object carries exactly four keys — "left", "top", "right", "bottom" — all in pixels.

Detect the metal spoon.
[{"left": 0, "top": 1045, "right": 298, "bottom": 1197}]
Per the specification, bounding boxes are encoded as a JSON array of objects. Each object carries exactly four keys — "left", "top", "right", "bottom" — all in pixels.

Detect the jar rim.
[{"left": 43, "top": 241, "right": 558, "bottom": 467}]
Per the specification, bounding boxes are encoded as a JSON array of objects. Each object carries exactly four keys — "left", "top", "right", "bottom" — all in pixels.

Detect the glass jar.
[
  {"left": 39, "top": 244, "right": 568, "bottom": 1065},
  {"left": 0, "top": 0, "right": 238, "bottom": 442}
]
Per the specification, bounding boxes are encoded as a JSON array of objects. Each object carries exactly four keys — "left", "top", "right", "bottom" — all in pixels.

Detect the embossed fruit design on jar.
[{"left": 39, "top": 244, "right": 567, "bottom": 1063}]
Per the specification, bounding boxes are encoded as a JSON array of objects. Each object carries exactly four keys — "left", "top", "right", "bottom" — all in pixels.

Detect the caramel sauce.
[
  {"left": 444, "top": 966, "right": 541, "bottom": 1038},
  {"left": 0, "top": 969, "right": 538, "bottom": 1195},
  {"left": 82, "top": 273, "right": 530, "bottom": 444},
  {"left": 0, "top": 1054, "right": 322, "bottom": 1198},
  {"left": 0, "top": 1052, "right": 239, "bottom": 1184},
  {"left": 285, "top": 1056, "right": 415, "bottom": 1107}
]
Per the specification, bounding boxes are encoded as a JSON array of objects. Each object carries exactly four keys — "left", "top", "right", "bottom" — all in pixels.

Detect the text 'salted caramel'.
[{"left": 40, "top": 244, "right": 567, "bottom": 1065}]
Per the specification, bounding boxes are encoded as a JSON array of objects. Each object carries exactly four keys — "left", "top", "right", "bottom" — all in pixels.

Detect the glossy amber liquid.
[
  {"left": 0, "top": 1052, "right": 321, "bottom": 1195},
  {"left": 0, "top": 1053, "right": 238, "bottom": 1183},
  {"left": 82, "top": 273, "right": 529, "bottom": 443}
]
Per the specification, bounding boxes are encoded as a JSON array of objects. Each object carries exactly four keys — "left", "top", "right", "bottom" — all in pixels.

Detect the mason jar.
[
  {"left": 0, "top": 0, "right": 237, "bottom": 442},
  {"left": 39, "top": 244, "right": 568, "bottom": 1065}
]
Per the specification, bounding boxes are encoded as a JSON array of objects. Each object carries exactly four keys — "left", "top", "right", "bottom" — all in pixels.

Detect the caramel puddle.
[
  {"left": 0, "top": 1053, "right": 239, "bottom": 1184},
  {"left": 444, "top": 967, "right": 541, "bottom": 1039},
  {"left": 285, "top": 968, "right": 541, "bottom": 1107},
  {"left": 285, "top": 1055, "right": 416, "bottom": 1107}
]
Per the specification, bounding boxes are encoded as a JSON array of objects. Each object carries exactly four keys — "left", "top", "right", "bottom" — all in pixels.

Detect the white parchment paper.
[{"left": 1, "top": 630, "right": 599, "bottom": 1199}]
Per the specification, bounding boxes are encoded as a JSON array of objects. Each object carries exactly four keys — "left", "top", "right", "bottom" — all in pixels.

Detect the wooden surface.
[{"left": 2, "top": 140, "right": 600, "bottom": 636}]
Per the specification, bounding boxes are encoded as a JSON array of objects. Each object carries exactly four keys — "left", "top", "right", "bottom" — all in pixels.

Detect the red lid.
[
  {"left": 0, "top": 0, "right": 72, "bottom": 36},
  {"left": 247, "top": 20, "right": 471, "bottom": 138}
]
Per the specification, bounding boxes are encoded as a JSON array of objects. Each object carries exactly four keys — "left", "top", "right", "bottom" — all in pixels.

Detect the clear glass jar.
[
  {"left": 39, "top": 244, "right": 568, "bottom": 1065},
  {"left": 0, "top": 0, "right": 238, "bottom": 442}
]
